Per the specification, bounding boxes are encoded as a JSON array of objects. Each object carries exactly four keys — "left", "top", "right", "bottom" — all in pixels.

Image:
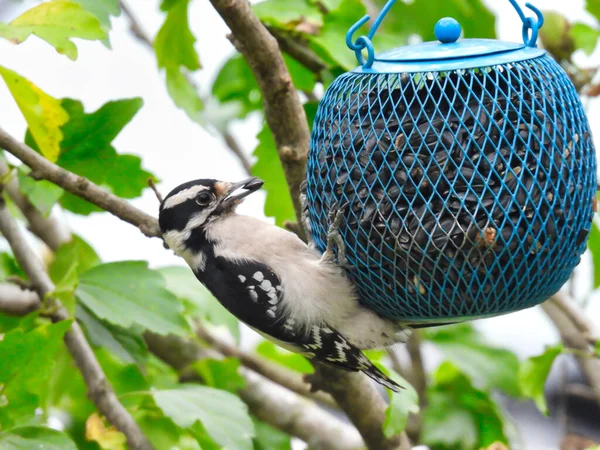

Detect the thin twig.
[
  {"left": 196, "top": 323, "right": 337, "bottom": 408},
  {"left": 147, "top": 178, "right": 163, "bottom": 204},
  {"left": 120, "top": 1, "right": 254, "bottom": 180},
  {"left": 267, "top": 27, "right": 326, "bottom": 75},
  {"left": 119, "top": 0, "right": 153, "bottom": 49},
  {"left": 0, "top": 201, "right": 154, "bottom": 450},
  {"left": 210, "top": 0, "right": 310, "bottom": 229},
  {"left": 550, "top": 295, "right": 599, "bottom": 341},
  {"left": 542, "top": 298, "right": 600, "bottom": 405},
  {"left": 223, "top": 131, "right": 253, "bottom": 176},
  {"left": 406, "top": 330, "right": 427, "bottom": 403},
  {"left": 0, "top": 159, "right": 70, "bottom": 250},
  {"left": 0, "top": 126, "right": 161, "bottom": 238},
  {"left": 386, "top": 348, "right": 407, "bottom": 378}
]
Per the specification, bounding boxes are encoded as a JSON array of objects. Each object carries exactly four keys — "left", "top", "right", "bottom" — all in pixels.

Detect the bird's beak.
[{"left": 219, "top": 177, "right": 264, "bottom": 208}]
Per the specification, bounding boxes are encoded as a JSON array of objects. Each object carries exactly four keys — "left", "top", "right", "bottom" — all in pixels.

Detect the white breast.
[{"left": 205, "top": 215, "right": 359, "bottom": 330}]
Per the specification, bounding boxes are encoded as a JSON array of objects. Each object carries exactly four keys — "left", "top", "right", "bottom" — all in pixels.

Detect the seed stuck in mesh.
[{"left": 309, "top": 63, "right": 595, "bottom": 318}]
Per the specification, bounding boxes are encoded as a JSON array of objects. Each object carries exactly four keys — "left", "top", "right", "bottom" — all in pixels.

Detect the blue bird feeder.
[{"left": 305, "top": 0, "right": 597, "bottom": 322}]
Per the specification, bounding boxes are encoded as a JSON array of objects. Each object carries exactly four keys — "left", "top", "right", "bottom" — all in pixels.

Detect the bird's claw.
[{"left": 320, "top": 201, "right": 349, "bottom": 266}]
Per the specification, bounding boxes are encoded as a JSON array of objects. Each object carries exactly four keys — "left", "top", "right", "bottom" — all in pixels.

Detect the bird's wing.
[
  {"left": 209, "top": 256, "right": 402, "bottom": 392},
  {"left": 291, "top": 324, "right": 403, "bottom": 392}
]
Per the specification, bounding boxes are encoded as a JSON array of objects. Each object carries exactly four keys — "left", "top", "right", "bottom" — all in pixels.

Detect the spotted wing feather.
[
  {"left": 295, "top": 325, "right": 403, "bottom": 392},
  {"left": 197, "top": 256, "right": 402, "bottom": 392}
]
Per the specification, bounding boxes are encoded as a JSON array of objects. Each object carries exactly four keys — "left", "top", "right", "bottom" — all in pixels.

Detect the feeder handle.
[
  {"left": 347, "top": 0, "right": 545, "bottom": 68},
  {"left": 508, "top": 0, "right": 544, "bottom": 47},
  {"left": 346, "top": 0, "right": 397, "bottom": 69}
]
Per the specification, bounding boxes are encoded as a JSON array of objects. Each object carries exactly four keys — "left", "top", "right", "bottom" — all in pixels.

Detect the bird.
[{"left": 158, "top": 177, "right": 410, "bottom": 392}]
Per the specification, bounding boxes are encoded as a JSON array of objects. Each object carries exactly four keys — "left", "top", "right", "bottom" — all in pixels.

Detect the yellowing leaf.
[
  {"left": 85, "top": 413, "right": 126, "bottom": 450},
  {"left": 0, "top": 1, "right": 106, "bottom": 60},
  {"left": 0, "top": 66, "right": 68, "bottom": 162}
]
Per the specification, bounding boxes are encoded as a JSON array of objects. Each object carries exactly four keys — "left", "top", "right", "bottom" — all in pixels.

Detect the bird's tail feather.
[{"left": 362, "top": 363, "right": 403, "bottom": 392}]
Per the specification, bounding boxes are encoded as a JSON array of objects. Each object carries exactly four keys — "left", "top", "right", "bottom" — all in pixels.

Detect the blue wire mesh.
[{"left": 305, "top": 55, "right": 596, "bottom": 322}]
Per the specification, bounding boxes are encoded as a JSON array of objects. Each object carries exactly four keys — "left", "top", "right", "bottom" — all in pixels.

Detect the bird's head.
[{"left": 158, "top": 177, "right": 264, "bottom": 233}]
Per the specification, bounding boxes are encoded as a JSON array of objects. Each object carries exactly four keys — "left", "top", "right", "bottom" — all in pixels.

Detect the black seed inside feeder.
[{"left": 305, "top": 0, "right": 597, "bottom": 322}]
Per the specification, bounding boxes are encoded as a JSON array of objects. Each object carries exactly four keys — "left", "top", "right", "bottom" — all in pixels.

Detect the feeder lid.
[{"left": 346, "top": 2, "right": 547, "bottom": 74}]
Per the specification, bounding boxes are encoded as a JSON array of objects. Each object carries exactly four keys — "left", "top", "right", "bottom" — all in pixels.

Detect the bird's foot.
[{"left": 319, "top": 201, "right": 349, "bottom": 267}]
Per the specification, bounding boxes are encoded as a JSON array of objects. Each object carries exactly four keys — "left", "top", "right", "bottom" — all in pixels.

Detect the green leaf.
[
  {"left": 595, "top": 340, "right": 600, "bottom": 357},
  {"left": 586, "top": 0, "right": 600, "bottom": 23},
  {"left": 423, "top": 323, "right": 521, "bottom": 396},
  {"left": 518, "top": 345, "right": 563, "bottom": 415},
  {"left": 383, "top": 372, "right": 419, "bottom": 437},
  {"left": 153, "top": 386, "right": 255, "bottom": 450},
  {"left": 137, "top": 414, "right": 182, "bottom": 450},
  {"left": 192, "top": 358, "right": 246, "bottom": 393},
  {"left": 0, "top": 426, "right": 77, "bottom": 450},
  {"left": 253, "top": 0, "right": 322, "bottom": 30},
  {"left": 49, "top": 234, "right": 101, "bottom": 283},
  {"left": 253, "top": 417, "right": 292, "bottom": 450},
  {"left": 256, "top": 340, "right": 313, "bottom": 373},
  {"left": 159, "top": 266, "right": 240, "bottom": 341},
  {"left": 0, "top": 252, "right": 25, "bottom": 281},
  {"left": 284, "top": 54, "right": 317, "bottom": 92},
  {"left": 539, "top": 11, "right": 576, "bottom": 61},
  {"left": 154, "top": 0, "right": 203, "bottom": 122},
  {"left": 95, "top": 348, "right": 149, "bottom": 396},
  {"left": 104, "top": 154, "right": 154, "bottom": 198},
  {"left": 25, "top": 97, "right": 153, "bottom": 214},
  {"left": 421, "top": 362, "right": 508, "bottom": 450},
  {"left": 570, "top": 23, "right": 600, "bottom": 55},
  {"left": 165, "top": 67, "right": 204, "bottom": 123},
  {"left": 0, "top": 66, "right": 68, "bottom": 162},
  {"left": 0, "top": 321, "right": 72, "bottom": 427},
  {"left": 77, "top": 305, "right": 148, "bottom": 366},
  {"left": 588, "top": 221, "right": 600, "bottom": 289},
  {"left": 155, "top": 0, "right": 199, "bottom": 71},
  {"left": 374, "top": 0, "right": 496, "bottom": 43},
  {"left": 72, "top": 0, "right": 120, "bottom": 29},
  {"left": 17, "top": 167, "right": 64, "bottom": 217},
  {"left": 309, "top": 0, "right": 367, "bottom": 70},
  {"left": 0, "top": 1, "right": 106, "bottom": 60},
  {"left": 252, "top": 125, "right": 296, "bottom": 227},
  {"left": 212, "top": 55, "right": 262, "bottom": 119},
  {"left": 76, "top": 261, "right": 190, "bottom": 336}
]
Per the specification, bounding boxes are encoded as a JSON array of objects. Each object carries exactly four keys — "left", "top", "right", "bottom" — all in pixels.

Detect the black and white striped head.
[{"left": 158, "top": 177, "right": 264, "bottom": 233}]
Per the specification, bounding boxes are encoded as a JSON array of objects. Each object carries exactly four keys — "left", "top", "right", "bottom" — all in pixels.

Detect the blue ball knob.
[{"left": 434, "top": 17, "right": 462, "bottom": 44}]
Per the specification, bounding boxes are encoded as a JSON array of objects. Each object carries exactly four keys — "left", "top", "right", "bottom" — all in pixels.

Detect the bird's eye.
[{"left": 195, "top": 192, "right": 213, "bottom": 206}]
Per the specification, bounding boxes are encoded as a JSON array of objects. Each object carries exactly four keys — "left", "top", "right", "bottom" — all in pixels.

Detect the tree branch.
[
  {"left": 223, "top": 130, "right": 253, "bottom": 176},
  {"left": 406, "top": 331, "right": 427, "bottom": 404},
  {"left": 0, "top": 126, "right": 161, "bottom": 238},
  {"left": 0, "top": 282, "right": 40, "bottom": 315},
  {"left": 543, "top": 295, "right": 600, "bottom": 405},
  {"left": 0, "top": 159, "right": 70, "bottom": 250},
  {"left": 209, "top": 0, "right": 310, "bottom": 228},
  {"left": 314, "top": 365, "right": 411, "bottom": 450},
  {"left": 145, "top": 332, "right": 364, "bottom": 449},
  {"left": 243, "top": 370, "right": 362, "bottom": 450},
  {"left": 208, "top": 1, "right": 411, "bottom": 447},
  {"left": 0, "top": 202, "right": 154, "bottom": 450},
  {"left": 267, "top": 27, "right": 326, "bottom": 75},
  {"left": 196, "top": 323, "right": 337, "bottom": 408}
]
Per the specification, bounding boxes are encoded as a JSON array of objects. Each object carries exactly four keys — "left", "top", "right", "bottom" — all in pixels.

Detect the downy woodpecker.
[{"left": 158, "top": 177, "right": 410, "bottom": 391}]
